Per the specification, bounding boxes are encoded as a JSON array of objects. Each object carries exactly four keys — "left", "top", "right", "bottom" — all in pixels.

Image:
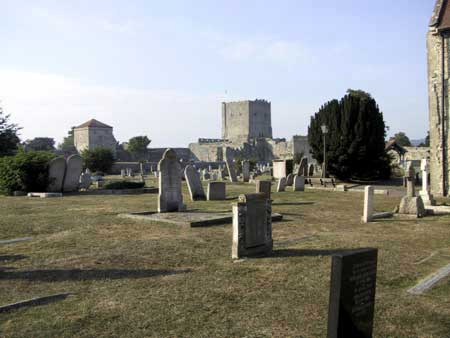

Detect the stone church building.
[{"left": 427, "top": 0, "right": 450, "bottom": 196}]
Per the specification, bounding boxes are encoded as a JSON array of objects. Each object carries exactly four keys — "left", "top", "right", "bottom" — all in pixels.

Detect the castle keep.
[
  {"left": 427, "top": 0, "right": 450, "bottom": 196},
  {"left": 73, "top": 119, "right": 117, "bottom": 154}
]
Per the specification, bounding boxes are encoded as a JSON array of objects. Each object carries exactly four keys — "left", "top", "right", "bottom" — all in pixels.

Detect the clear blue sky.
[{"left": 2, "top": 0, "right": 434, "bottom": 147}]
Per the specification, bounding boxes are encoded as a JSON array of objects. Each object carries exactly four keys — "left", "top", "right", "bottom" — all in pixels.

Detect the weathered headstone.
[
  {"left": 256, "top": 180, "right": 272, "bottom": 200},
  {"left": 419, "top": 159, "right": 436, "bottom": 206},
  {"left": 47, "top": 157, "right": 66, "bottom": 193},
  {"left": 232, "top": 193, "right": 273, "bottom": 259},
  {"left": 63, "top": 155, "right": 83, "bottom": 192},
  {"left": 185, "top": 165, "right": 206, "bottom": 201},
  {"left": 158, "top": 149, "right": 185, "bottom": 213},
  {"left": 224, "top": 148, "right": 238, "bottom": 182},
  {"left": 286, "top": 173, "right": 294, "bottom": 186},
  {"left": 217, "top": 165, "right": 224, "bottom": 180},
  {"left": 120, "top": 169, "right": 126, "bottom": 178},
  {"left": 406, "top": 164, "right": 416, "bottom": 197},
  {"left": 327, "top": 248, "right": 378, "bottom": 338},
  {"left": 242, "top": 160, "right": 250, "bottom": 183},
  {"left": 207, "top": 182, "right": 226, "bottom": 201},
  {"left": 297, "top": 157, "right": 308, "bottom": 176},
  {"left": 293, "top": 175, "right": 305, "bottom": 192},
  {"left": 79, "top": 173, "right": 92, "bottom": 190},
  {"left": 362, "top": 186, "right": 374, "bottom": 223},
  {"left": 276, "top": 177, "right": 286, "bottom": 192},
  {"left": 398, "top": 196, "right": 426, "bottom": 218},
  {"left": 308, "top": 163, "right": 315, "bottom": 177}
]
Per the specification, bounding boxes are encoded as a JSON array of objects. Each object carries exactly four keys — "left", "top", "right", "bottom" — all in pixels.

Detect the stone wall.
[{"left": 74, "top": 127, "right": 117, "bottom": 154}]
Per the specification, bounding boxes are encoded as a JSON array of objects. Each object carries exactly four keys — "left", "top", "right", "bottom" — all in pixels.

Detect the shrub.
[
  {"left": 81, "top": 148, "right": 115, "bottom": 173},
  {"left": 103, "top": 181, "right": 145, "bottom": 190},
  {"left": 0, "top": 151, "right": 56, "bottom": 195}
]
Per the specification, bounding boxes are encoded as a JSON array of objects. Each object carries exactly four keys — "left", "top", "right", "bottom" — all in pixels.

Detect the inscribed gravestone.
[
  {"left": 286, "top": 173, "right": 294, "bottom": 186},
  {"left": 328, "top": 248, "right": 378, "bottom": 338},
  {"left": 224, "top": 147, "right": 238, "bottom": 182},
  {"left": 207, "top": 182, "right": 226, "bottom": 200},
  {"left": 232, "top": 193, "right": 272, "bottom": 259},
  {"left": 293, "top": 175, "right": 305, "bottom": 192},
  {"left": 362, "top": 186, "right": 374, "bottom": 223},
  {"left": 63, "top": 155, "right": 83, "bottom": 192},
  {"left": 242, "top": 160, "right": 250, "bottom": 182},
  {"left": 185, "top": 165, "right": 206, "bottom": 201},
  {"left": 158, "top": 148, "right": 184, "bottom": 212},
  {"left": 256, "top": 180, "right": 272, "bottom": 200},
  {"left": 277, "top": 177, "right": 286, "bottom": 192},
  {"left": 47, "top": 157, "right": 66, "bottom": 192}
]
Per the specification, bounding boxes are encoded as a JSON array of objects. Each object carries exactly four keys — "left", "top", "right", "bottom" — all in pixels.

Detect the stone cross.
[
  {"left": 363, "top": 186, "right": 374, "bottom": 223},
  {"left": 158, "top": 148, "right": 184, "bottom": 213}
]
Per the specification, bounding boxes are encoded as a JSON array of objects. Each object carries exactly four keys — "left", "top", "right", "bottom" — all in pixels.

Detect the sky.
[{"left": 1, "top": 0, "right": 435, "bottom": 147}]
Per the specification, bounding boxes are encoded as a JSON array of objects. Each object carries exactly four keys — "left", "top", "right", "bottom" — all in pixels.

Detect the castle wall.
[
  {"left": 221, "top": 101, "right": 250, "bottom": 141},
  {"left": 248, "top": 100, "right": 272, "bottom": 139},
  {"left": 74, "top": 127, "right": 90, "bottom": 153}
]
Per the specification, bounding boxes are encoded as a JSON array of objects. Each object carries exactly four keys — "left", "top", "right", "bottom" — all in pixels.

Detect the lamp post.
[{"left": 321, "top": 124, "right": 329, "bottom": 178}]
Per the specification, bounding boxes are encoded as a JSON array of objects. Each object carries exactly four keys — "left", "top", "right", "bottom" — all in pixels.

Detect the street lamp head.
[{"left": 321, "top": 124, "right": 329, "bottom": 134}]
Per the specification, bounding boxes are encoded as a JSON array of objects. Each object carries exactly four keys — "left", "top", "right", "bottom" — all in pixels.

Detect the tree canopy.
[
  {"left": 24, "top": 137, "right": 55, "bottom": 152},
  {"left": 394, "top": 132, "right": 412, "bottom": 147},
  {"left": 0, "top": 105, "right": 21, "bottom": 156},
  {"left": 81, "top": 147, "right": 115, "bottom": 174},
  {"left": 127, "top": 136, "right": 151, "bottom": 159}
]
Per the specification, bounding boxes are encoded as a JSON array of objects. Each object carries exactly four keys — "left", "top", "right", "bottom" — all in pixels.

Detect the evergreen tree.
[
  {"left": 0, "top": 104, "right": 21, "bottom": 156},
  {"left": 59, "top": 127, "right": 77, "bottom": 153},
  {"left": 308, "top": 90, "right": 390, "bottom": 180}
]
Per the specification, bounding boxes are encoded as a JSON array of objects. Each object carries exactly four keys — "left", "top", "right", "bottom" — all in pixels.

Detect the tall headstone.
[
  {"left": 47, "top": 157, "right": 66, "bottom": 193},
  {"left": 419, "top": 159, "right": 436, "bottom": 206},
  {"left": 217, "top": 165, "right": 224, "bottom": 181},
  {"left": 185, "top": 165, "right": 206, "bottom": 201},
  {"left": 232, "top": 193, "right": 273, "bottom": 259},
  {"left": 327, "top": 248, "right": 378, "bottom": 338},
  {"left": 293, "top": 175, "right": 305, "bottom": 192},
  {"left": 207, "top": 182, "right": 226, "bottom": 201},
  {"left": 63, "top": 155, "right": 83, "bottom": 192},
  {"left": 297, "top": 157, "right": 308, "bottom": 176},
  {"left": 256, "top": 180, "right": 272, "bottom": 200},
  {"left": 286, "top": 173, "right": 294, "bottom": 186},
  {"left": 242, "top": 160, "right": 250, "bottom": 183},
  {"left": 406, "top": 164, "right": 416, "bottom": 197},
  {"left": 362, "top": 186, "right": 374, "bottom": 223},
  {"left": 158, "top": 149, "right": 184, "bottom": 213},
  {"left": 308, "top": 163, "right": 315, "bottom": 177},
  {"left": 225, "top": 147, "right": 238, "bottom": 183},
  {"left": 276, "top": 177, "right": 286, "bottom": 192}
]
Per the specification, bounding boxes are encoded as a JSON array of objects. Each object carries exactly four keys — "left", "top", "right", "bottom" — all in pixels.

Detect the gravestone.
[
  {"left": 217, "top": 165, "right": 224, "bottom": 180},
  {"left": 256, "top": 180, "right": 272, "bottom": 200},
  {"left": 286, "top": 174, "right": 294, "bottom": 186},
  {"left": 207, "top": 182, "right": 226, "bottom": 201},
  {"left": 293, "top": 175, "right": 305, "bottom": 192},
  {"left": 121, "top": 169, "right": 126, "bottom": 178},
  {"left": 79, "top": 173, "right": 92, "bottom": 190},
  {"left": 398, "top": 165, "right": 425, "bottom": 217},
  {"left": 277, "top": 177, "right": 286, "bottom": 192},
  {"left": 406, "top": 165, "right": 416, "bottom": 197},
  {"left": 362, "top": 186, "right": 374, "bottom": 223},
  {"left": 63, "top": 155, "right": 83, "bottom": 192},
  {"left": 232, "top": 193, "right": 273, "bottom": 259},
  {"left": 327, "top": 248, "right": 378, "bottom": 338},
  {"left": 224, "top": 148, "right": 238, "bottom": 182},
  {"left": 47, "top": 157, "right": 66, "bottom": 193},
  {"left": 185, "top": 165, "right": 206, "bottom": 201},
  {"left": 158, "top": 148, "right": 184, "bottom": 213},
  {"left": 419, "top": 159, "right": 436, "bottom": 206},
  {"left": 242, "top": 160, "right": 250, "bottom": 183},
  {"left": 297, "top": 157, "right": 308, "bottom": 176},
  {"left": 308, "top": 163, "right": 315, "bottom": 177}
]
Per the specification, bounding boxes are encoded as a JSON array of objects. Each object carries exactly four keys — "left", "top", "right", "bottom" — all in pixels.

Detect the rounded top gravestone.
[
  {"left": 63, "top": 155, "right": 83, "bottom": 192},
  {"left": 47, "top": 157, "right": 66, "bottom": 193}
]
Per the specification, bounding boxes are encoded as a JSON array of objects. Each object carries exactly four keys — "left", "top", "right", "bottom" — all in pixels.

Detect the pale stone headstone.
[
  {"left": 286, "top": 174, "right": 294, "bottom": 186},
  {"left": 207, "top": 182, "right": 226, "bottom": 200},
  {"left": 121, "top": 169, "right": 126, "bottom": 178},
  {"left": 256, "top": 180, "right": 272, "bottom": 200},
  {"left": 293, "top": 175, "right": 305, "bottom": 192},
  {"left": 406, "top": 164, "right": 416, "bottom": 197},
  {"left": 232, "top": 193, "right": 273, "bottom": 259},
  {"left": 47, "top": 157, "right": 66, "bottom": 193},
  {"left": 79, "top": 173, "right": 92, "bottom": 190},
  {"left": 276, "top": 177, "right": 286, "bottom": 192},
  {"left": 217, "top": 165, "right": 224, "bottom": 180},
  {"left": 242, "top": 160, "right": 250, "bottom": 183},
  {"left": 224, "top": 147, "right": 238, "bottom": 182},
  {"left": 419, "top": 159, "right": 436, "bottom": 206},
  {"left": 363, "top": 186, "right": 374, "bottom": 223},
  {"left": 398, "top": 196, "right": 426, "bottom": 218},
  {"left": 185, "top": 165, "right": 206, "bottom": 201},
  {"left": 63, "top": 155, "right": 83, "bottom": 192},
  {"left": 158, "top": 148, "right": 184, "bottom": 213}
]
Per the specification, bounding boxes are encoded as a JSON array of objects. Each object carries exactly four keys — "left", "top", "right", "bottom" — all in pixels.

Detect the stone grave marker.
[
  {"left": 225, "top": 147, "right": 238, "bottom": 182},
  {"left": 158, "top": 148, "right": 185, "bottom": 213},
  {"left": 79, "top": 173, "right": 92, "bottom": 190},
  {"left": 63, "top": 155, "right": 83, "bottom": 192},
  {"left": 185, "top": 165, "right": 206, "bottom": 201},
  {"left": 419, "top": 159, "right": 436, "bottom": 206},
  {"left": 256, "top": 180, "right": 272, "bottom": 200},
  {"left": 406, "top": 164, "right": 416, "bottom": 197},
  {"left": 242, "top": 160, "right": 250, "bottom": 182},
  {"left": 363, "top": 186, "right": 374, "bottom": 223},
  {"left": 293, "top": 175, "right": 305, "bottom": 192},
  {"left": 327, "top": 248, "right": 378, "bottom": 338},
  {"left": 47, "top": 157, "right": 66, "bottom": 193},
  {"left": 297, "top": 157, "right": 308, "bottom": 176},
  {"left": 232, "top": 193, "right": 272, "bottom": 259},
  {"left": 277, "top": 177, "right": 286, "bottom": 192},
  {"left": 286, "top": 173, "right": 294, "bottom": 186},
  {"left": 308, "top": 163, "right": 315, "bottom": 177},
  {"left": 207, "top": 182, "right": 226, "bottom": 200}
]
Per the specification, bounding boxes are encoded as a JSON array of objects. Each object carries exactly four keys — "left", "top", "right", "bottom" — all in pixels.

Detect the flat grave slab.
[
  {"left": 27, "top": 193, "right": 63, "bottom": 198},
  {"left": 119, "top": 211, "right": 282, "bottom": 227}
]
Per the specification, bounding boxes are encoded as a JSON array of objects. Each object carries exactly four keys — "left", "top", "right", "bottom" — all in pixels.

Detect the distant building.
[{"left": 73, "top": 119, "right": 117, "bottom": 154}]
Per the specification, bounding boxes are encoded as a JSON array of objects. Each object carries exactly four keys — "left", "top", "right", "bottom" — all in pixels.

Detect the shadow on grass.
[
  {"left": 272, "top": 202, "right": 315, "bottom": 206},
  {"left": 0, "top": 254, "right": 28, "bottom": 262},
  {"left": 0, "top": 268, "right": 192, "bottom": 282},
  {"left": 270, "top": 248, "right": 352, "bottom": 258}
]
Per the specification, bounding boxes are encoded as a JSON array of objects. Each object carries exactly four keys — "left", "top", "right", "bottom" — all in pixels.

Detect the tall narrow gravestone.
[
  {"left": 47, "top": 157, "right": 66, "bottom": 192},
  {"left": 185, "top": 165, "right": 206, "bottom": 201},
  {"left": 242, "top": 160, "right": 250, "bottom": 183},
  {"left": 277, "top": 177, "right": 286, "bottom": 192},
  {"left": 63, "top": 155, "right": 83, "bottom": 192},
  {"left": 224, "top": 147, "right": 238, "bottom": 183},
  {"left": 232, "top": 193, "right": 273, "bottom": 259},
  {"left": 158, "top": 149, "right": 184, "bottom": 213},
  {"left": 327, "top": 248, "right": 378, "bottom": 338},
  {"left": 286, "top": 174, "right": 294, "bottom": 186},
  {"left": 297, "top": 157, "right": 308, "bottom": 176},
  {"left": 293, "top": 175, "right": 305, "bottom": 192},
  {"left": 256, "top": 180, "right": 272, "bottom": 200},
  {"left": 362, "top": 186, "right": 374, "bottom": 223},
  {"left": 419, "top": 159, "right": 436, "bottom": 206}
]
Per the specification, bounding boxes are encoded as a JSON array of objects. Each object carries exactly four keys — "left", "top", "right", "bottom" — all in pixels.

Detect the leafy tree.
[
  {"left": 0, "top": 104, "right": 21, "bottom": 156},
  {"left": 127, "top": 136, "right": 151, "bottom": 159},
  {"left": 24, "top": 137, "right": 55, "bottom": 151},
  {"left": 59, "top": 127, "right": 77, "bottom": 152},
  {"left": 394, "top": 132, "right": 412, "bottom": 147},
  {"left": 419, "top": 132, "right": 430, "bottom": 147},
  {"left": 308, "top": 89, "right": 391, "bottom": 180},
  {"left": 81, "top": 147, "right": 115, "bottom": 173}
]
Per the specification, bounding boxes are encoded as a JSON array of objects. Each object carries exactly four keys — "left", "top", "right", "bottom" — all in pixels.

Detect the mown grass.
[{"left": 1, "top": 179, "right": 450, "bottom": 337}]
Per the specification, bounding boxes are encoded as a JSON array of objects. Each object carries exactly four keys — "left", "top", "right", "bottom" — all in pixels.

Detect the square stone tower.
[
  {"left": 427, "top": 0, "right": 450, "bottom": 196},
  {"left": 73, "top": 119, "right": 117, "bottom": 154},
  {"left": 221, "top": 100, "right": 272, "bottom": 142}
]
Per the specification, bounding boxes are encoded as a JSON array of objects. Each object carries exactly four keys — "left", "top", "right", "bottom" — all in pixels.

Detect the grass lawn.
[{"left": 1, "top": 179, "right": 450, "bottom": 337}]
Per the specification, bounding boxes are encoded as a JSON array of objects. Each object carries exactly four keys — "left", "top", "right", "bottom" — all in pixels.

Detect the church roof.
[
  {"left": 430, "top": 0, "right": 450, "bottom": 31},
  {"left": 75, "top": 119, "right": 112, "bottom": 129}
]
